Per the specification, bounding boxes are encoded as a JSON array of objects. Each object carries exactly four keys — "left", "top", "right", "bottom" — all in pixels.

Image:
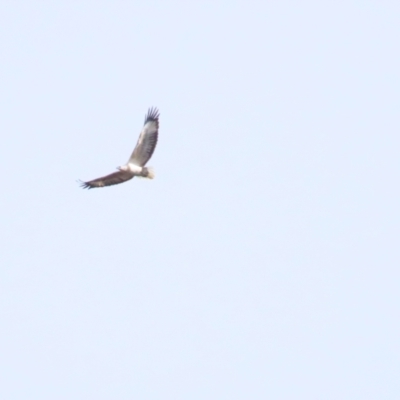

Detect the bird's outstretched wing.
[
  {"left": 129, "top": 107, "right": 159, "bottom": 166},
  {"left": 79, "top": 170, "right": 133, "bottom": 189}
]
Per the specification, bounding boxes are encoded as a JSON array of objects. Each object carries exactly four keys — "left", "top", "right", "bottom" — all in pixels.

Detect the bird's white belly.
[{"left": 127, "top": 163, "right": 143, "bottom": 174}]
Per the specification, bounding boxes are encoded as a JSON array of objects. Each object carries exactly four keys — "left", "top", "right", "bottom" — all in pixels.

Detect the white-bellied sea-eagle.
[{"left": 79, "top": 107, "right": 159, "bottom": 189}]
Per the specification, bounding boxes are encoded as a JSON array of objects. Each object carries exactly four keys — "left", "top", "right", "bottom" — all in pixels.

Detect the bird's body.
[{"left": 80, "top": 107, "right": 159, "bottom": 189}]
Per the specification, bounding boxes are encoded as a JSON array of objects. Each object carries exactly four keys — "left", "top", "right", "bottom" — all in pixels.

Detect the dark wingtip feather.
[
  {"left": 144, "top": 107, "right": 160, "bottom": 124},
  {"left": 77, "top": 179, "right": 92, "bottom": 190}
]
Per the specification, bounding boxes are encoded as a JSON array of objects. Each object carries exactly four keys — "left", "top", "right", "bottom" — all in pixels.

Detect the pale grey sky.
[{"left": 0, "top": 1, "right": 399, "bottom": 399}]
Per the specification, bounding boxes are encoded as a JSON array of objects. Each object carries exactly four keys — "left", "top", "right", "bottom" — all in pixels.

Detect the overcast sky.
[{"left": 0, "top": 1, "right": 399, "bottom": 399}]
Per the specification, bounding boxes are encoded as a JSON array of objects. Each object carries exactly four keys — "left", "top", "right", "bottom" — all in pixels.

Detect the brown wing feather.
[{"left": 79, "top": 170, "right": 133, "bottom": 189}]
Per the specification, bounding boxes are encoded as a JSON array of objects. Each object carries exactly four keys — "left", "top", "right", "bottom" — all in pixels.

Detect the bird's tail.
[{"left": 143, "top": 167, "right": 155, "bottom": 179}]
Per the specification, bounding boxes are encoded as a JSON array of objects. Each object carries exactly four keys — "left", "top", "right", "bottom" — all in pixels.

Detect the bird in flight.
[{"left": 79, "top": 107, "right": 159, "bottom": 189}]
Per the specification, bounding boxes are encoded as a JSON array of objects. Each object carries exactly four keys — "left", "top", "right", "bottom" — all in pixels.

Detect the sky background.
[{"left": 0, "top": 1, "right": 399, "bottom": 399}]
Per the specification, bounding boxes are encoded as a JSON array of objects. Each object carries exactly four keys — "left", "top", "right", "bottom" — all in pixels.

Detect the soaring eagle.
[{"left": 79, "top": 107, "right": 159, "bottom": 189}]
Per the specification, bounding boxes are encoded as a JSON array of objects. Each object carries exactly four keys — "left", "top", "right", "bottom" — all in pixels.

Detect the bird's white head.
[{"left": 117, "top": 165, "right": 128, "bottom": 171}]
